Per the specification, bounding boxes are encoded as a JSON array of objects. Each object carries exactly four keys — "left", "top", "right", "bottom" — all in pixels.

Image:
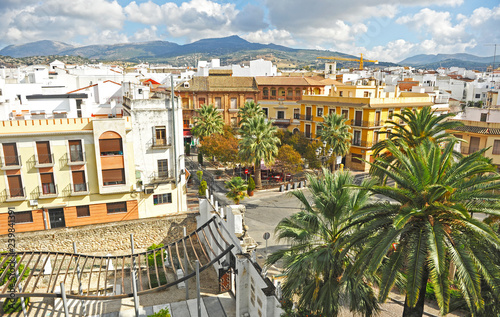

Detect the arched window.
[
  {"left": 99, "top": 131, "right": 122, "bottom": 156},
  {"left": 263, "top": 87, "right": 269, "bottom": 96},
  {"left": 99, "top": 131, "right": 125, "bottom": 186},
  {"left": 295, "top": 88, "right": 301, "bottom": 97}
]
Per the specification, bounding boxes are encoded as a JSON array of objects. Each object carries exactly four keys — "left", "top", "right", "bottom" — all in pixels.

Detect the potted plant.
[
  {"left": 225, "top": 177, "right": 248, "bottom": 204},
  {"left": 247, "top": 176, "right": 255, "bottom": 196},
  {"left": 196, "top": 171, "right": 207, "bottom": 197},
  {"left": 215, "top": 170, "right": 223, "bottom": 179}
]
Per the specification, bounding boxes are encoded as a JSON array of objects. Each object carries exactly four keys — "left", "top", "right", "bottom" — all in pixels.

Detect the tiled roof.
[
  {"left": 177, "top": 76, "right": 259, "bottom": 92},
  {"left": 451, "top": 126, "right": 500, "bottom": 135},
  {"left": 255, "top": 76, "right": 324, "bottom": 86}
]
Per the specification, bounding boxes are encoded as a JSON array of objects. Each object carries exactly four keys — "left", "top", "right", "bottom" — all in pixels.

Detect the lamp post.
[{"left": 315, "top": 141, "right": 334, "bottom": 169}]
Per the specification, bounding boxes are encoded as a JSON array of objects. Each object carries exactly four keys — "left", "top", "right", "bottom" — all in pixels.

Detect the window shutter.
[
  {"left": 102, "top": 169, "right": 125, "bottom": 183},
  {"left": 99, "top": 139, "right": 122, "bottom": 153},
  {"left": 36, "top": 141, "right": 50, "bottom": 156},
  {"left": 72, "top": 171, "right": 85, "bottom": 184},
  {"left": 3, "top": 143, "right": 17, "bottom": 157},
  {"left": 41, "top": 173, "right": 54, "bottom": 184}
]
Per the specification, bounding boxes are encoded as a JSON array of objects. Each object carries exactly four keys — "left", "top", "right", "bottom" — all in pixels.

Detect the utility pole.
[{"left": 485, "top": 44, "right": 498, "bottom": 72}]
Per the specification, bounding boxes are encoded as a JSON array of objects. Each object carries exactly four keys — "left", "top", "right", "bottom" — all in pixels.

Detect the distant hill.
[
  {"left": 399, "top": 53, "right": 495, "bottom": 69},
  {"left": 0, "top": 40, "right": 77, "bottom": 58},
  {"left": 0, "top": 36, "right": 388, "bottom": 69}
]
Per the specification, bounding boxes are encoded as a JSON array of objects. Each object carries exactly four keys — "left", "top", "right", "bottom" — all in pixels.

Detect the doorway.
[{"left": 49, "top": 208, "right": 66, "bottom": 229}]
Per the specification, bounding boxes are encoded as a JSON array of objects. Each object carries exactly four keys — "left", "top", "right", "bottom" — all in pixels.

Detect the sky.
[{"left": 0, "top": 0, "right": 499, "bottom": 62}]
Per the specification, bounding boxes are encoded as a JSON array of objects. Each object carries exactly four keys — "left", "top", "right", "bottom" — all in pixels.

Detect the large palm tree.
[
  {"left": 267, "top": 170, "right": 379, "bottom": 316},
  {"left": 224, "top": 176, "right": 248, "bottom": 204},
  {"left": 238, "top": 100, "right": 265, "bottom": 126},
  {"left": 191, "top": 104, "right": 224, "bottom": 139},
  {"left": 347, "top": 140, "right": 500, "bottom": 317},
  {"left": 318, "top": 113, "right": 352, "bottom": 171},
  {"left": 371, "top": 107, "right": 463, "bottom": 181},
  {"left": 239, "top": 115, "right": 280, "bottom": 188}
]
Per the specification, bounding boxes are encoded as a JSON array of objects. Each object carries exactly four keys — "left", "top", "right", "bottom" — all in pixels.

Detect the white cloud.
[
  {"left": 130, "top": 26, "right": 160, "bottom": 42},
  {"left": 242, "top": 29, "right": 296, "bottom": 46}
]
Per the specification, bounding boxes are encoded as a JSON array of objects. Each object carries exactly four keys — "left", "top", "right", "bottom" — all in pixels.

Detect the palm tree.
[
  {"left": 239, "top": 116, "right": 280, "bottom": 188},
  {"left": 371, "top": 106, "right": 463, "bottom": 181},
  {"left": 224, "top": 177, "right": 248, "bottom": 204},
  {"left": 192, "top": 104, "right": 224, "bottom": 140},
  {"left": 267, "top": 169, "right": 379, "bottom": 317},
  {"left": 238, "top": 100, "right": 265, "bottom": 126},
  {"left": 347, "top": 140, "right": 500, "bottom": 317},
  {"left": 318, "top": 113, "right": 352, "bottom": 171}
]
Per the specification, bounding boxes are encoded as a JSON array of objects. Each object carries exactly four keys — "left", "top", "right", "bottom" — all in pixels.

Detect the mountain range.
[{"left": 0, "top": 36, "right": 495, "bottom": 70}]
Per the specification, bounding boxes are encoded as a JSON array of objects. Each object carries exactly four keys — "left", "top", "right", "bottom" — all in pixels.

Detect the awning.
[{"left": 183, "top": 130, "right": 192, "bottom": 137}]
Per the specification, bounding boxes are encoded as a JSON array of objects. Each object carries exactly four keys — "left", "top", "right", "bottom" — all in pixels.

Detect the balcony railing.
[
  {"left": 73, "top": 182, "right": 89, "bottom": 193},
  {"left": 351, "top": 120, "right": 385, "bottom": 127},
  {"left": 272, "top": 118, "right": 291, "bottom": 126},
  {"left": 150, "top": 170, "right": 175, "bottom": 184},
  {"left": 0, "top": 156, "right": 22, "bottom": 169},
  {"left": 297, "top": 114, "right": 314, "bottom": 121},
  {"left": 40, "top": 183, "right": 58, "bottom": 197},
  {"left": 293, "top": 113, "right": 301, "bottom": 120},
  {"left": 151, "top": 137, "right": 172, "bottom": 148},
  {"left": 69, "top": 151, "right": 86, "bottom": 164},
  {"left": 460, "top": 146, "right": 481, "bottom": 155},
  {"left": 35, "top": 153, "right": 54, "bottom": 167},
  {"left": 351, "top": 139, "right": 374, "bottom": 148},
  {"left": 7, "top": 187, "right": 26, "bottom": 200}
]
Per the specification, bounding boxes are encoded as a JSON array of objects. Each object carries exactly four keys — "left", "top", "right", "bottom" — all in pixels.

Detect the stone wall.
[{"left": 0, "top": 213, "right": 197, "bottom": 254}]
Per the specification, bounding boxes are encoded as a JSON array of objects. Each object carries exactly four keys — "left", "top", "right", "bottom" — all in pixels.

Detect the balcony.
[
  {"left": 350, "top": 120, "right": 385, "bottom": 128},
  {"left": 460, "top": 146, "right": 481, "bottom": 155},
  {"left": 68, "top": 151, "right": 86, "bottom": 165},
  {"left": 0, "top": 156, "right": 22, "bottom": 170},
  {"left": 35, "top": 153, "right": 54, "bottom": 168},
  {"left": 351, "top": 139, "right": 374, "bottom": 148},
  {"left": 71, "top": 182, "right": 89, "bottom": 195},
  {"left": 293, "top": 113, "right": 301, "bottom": 120},
  {"left": 40, "top": 183, "right": 58, "bottom": 198},
  {"left": 6, "top": 187, "right": 26, "bottom": 201},
  {"left": 150, "top": 170, "right": 175, "bottom": 184},
  {"left": 272, "top": 118, "right": 291, "bottom": 126},
  {"left": 297, "top": 114, "right": 314, "bottom": 121},
  {"left": 151, "top": 137, "right": 172, "bottom": 149}
]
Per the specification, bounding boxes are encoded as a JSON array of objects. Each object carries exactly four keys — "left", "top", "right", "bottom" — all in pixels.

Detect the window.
[
  {"left": 182, "top": 98, "right": 189, "bottom": 108},
  {"left": 317, "top": 107, "right": 323, "bottom": 117},
  {"left": 41, "top": 173, "right": 56, "bottom": 194},
  {"left": 154, "top": 126, "right": 167, "bottom": 146},
  {"left": 364, "top": 91, "right": 369, "bottom": 97},
  {"left": 69, "top": 140, "right": 84, "bottom": 162},
  {"left": 316, "top": 125, "right": 323, "bottom": 136},
  {"left": 107, "top": 202, "right": 127, "bottom": 214},
  {"left": 271, "top": 88, "right": 276, "bottom": 97},
  {"left": 76, "top": 99, "right": 82, "bottom": 118},
  {"left": 14, "top": 211, "right": 33, "bottom": 223},
  {"left": 475, "top": 94, "right": 480, "bottom": 99},
  {"left": 102, "top": 169, "right": 125, "bottom": 185},
  {"left": 154, "top": 193, "right": 172, "bottom": 205},
  {"left": 339, "top": 91, "right": 343, "bottom": 97},
  {"left": 198, "top": 97, "right": 206, "bottom": 105},
  {"left": 230, "top": 117, "right": 238, "bottom": 127},
  {"left": 353, "top": 131, "right": 361, "bottom": 146},
  {"left": 295, "top": 88, "right": 301, "bottom": 97},
  {"left": 341, "top": 109, "right": 349, "bottom": 118},
  {"left": 351, "top": 153, "right": 363, "bottom": 163},
  {"left": 374, "top": 130, "right": 380, "bottom": 144},
  {"left": 215, "top": 97, "right": 222, "bottom": 109},
  {"left": 72, "top": 171, "right": 87, "bottom": 192},
  {"left": 262, "top": 108, "right": 268, "bottom": 118},
  {"left": 277, "top": 111, "right": 285, "bottom": 119},
  {"left": 7, "top": 175, "right": 23, "bottom": 197},
  {"left": 158, "top": 159, "right": 168, "bottom": 177},
  {"left": 230, "top": 98, "right": 237, "bottom": 109},
  {"left": 493, "top": 140, "right": 500, "bottom": 155},
  {"left": 246, "top": 98, "right": 254, "bottom": 103},
  {"left": 100, "top": 138, "right": 122, "bottom": 156},
  {"left": 480, "top": 113, "right": 487, "bottom": 122},
  {"left": 138, "top": 89, "right": 143, "bottom": 95},
  {"left": 2, "top": 143, "right": 19, "bottom": 166},
  {"left": 36, "top": 141, "right": 52, "bottom": 164},
  {"left": 279, "top": 88, "right": 285, "bottom": 97},
  {"left": 293, "top": 108, "right": 300, "bottom": 119},
  {"left": 388, "top": 110, "right": 394, "bottom": 119},
  {"left": 329, "top": 108, "right": 335, "bottom": 115},
  {"left": 263, "top": 88, "right": 269, "bottom": 97},
  {"left": 76, "top": 205, "right": 90, "bottom": 217},
  {"left": 287, "top": 88, "right": 293, "bottom": 97}
]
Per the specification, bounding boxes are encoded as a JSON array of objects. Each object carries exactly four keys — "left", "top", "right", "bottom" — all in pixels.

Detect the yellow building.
[{"left": 298, "top": 81, "right": 436, "bottom": 171}]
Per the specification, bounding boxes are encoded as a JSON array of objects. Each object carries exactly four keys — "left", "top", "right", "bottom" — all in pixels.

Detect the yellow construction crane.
[{"left": 317, "top": 53, "right": 378, "bottom": 69}]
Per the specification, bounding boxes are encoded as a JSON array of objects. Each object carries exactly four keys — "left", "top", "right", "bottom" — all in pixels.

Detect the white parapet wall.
[{"left": 197, "top": 191, "right": 283, "bottom": 317}]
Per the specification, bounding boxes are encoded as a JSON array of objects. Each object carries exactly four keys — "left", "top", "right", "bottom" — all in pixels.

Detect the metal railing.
[
  {"left": 35, "top": 153, "right": 54, "bottom": 166},
  {"left": 293, "top": 113, "right": 301, "bottom": 120},
  {"left": 40, "top": 183, "right": 58, "bottom": 196},
  {"left": 152, "top": 137, "right": 172, "bottom": 148},
  {"left": 0, "top": 155, "right": 21, "bottom": 168},
  {"left": 460, "top": 146, "right": 481, "bottom": 155},
  {"left": 69, "top": 151, "right": 86, "bottom": 163},
  {"left": 7, "top": 187, "right": 25, "bottom": 199},
  {"left": 351, "top": 139, "right": 374, "bottom": 148},
  {"left": 297, "top": 114, "right": 314, "bottom": 121},
  {"left": 73, "top": 182, "right": 89, "bottom": 193},
  {"left": 350, "top": 120, "right": 385, "bottom": 127},
  {"left": 150, "top": 170, "right": 175, "bottom": 183}
]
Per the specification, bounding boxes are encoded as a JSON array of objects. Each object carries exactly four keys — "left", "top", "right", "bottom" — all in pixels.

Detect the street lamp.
[{"left": 316, "top": 141, "right": 334, "bottom": 167}]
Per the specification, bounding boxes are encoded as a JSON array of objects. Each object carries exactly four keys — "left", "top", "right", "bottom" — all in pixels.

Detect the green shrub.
[
  {"left": 148, "top": 307, "right": 171, "bottom": 317},
  {"left": 247, "top": 176, "right": 255, "bottom": 192},
  {"left": 147, "top": 243, "right": 164, "bottom": 267},
  {"left": 198, "top": 180, "right": 208, "bottom": 196},
  {"left": 2, "top": 297, "right": 29, "bottom": 314},
  {"left": 198, "top": 152, "right": 203, "bottom": 165},
  {"left": 196, "top": 170, "right": 203, "bottom": 181}
]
